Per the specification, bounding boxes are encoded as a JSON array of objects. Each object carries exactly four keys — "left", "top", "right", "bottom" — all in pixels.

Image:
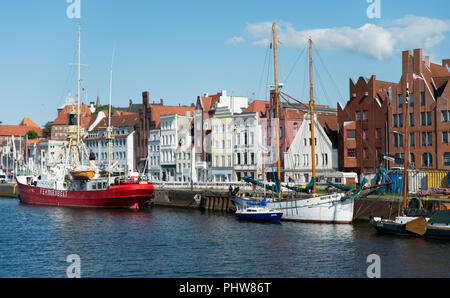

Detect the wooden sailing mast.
[
  {"left": 403, "top": 81, "right": 410, "bottom": 210},
  {"left": 272, "top": 23, "right": 282, "bottom": 200},
  {"left": 77, "top": 25, "right": 81, "bottom": 145},
  {"left": 309, "top": 38, "right": 317, "bottom": 194}
]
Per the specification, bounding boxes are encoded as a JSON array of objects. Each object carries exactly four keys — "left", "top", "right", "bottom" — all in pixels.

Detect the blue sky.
[{"left": 1, "top": 0, "right": 449, "bottom": 127}]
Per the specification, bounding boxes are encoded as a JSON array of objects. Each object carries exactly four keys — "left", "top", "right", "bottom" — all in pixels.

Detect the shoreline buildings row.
[{"left": 0, "top": 48, "right": 449, "bottom": 184}]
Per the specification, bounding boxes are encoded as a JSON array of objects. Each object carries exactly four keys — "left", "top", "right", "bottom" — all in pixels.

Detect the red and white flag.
[{"left": 412, "top": 73, "right": 423, "bottom": 81}]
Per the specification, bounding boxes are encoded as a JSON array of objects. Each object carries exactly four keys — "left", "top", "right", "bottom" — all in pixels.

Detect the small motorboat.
[
  {"left": 235, "top": 206, "right": 283, "bottom": 222},
  {"left": 370, "top": 210, "right": 450, "bottom": 239}
]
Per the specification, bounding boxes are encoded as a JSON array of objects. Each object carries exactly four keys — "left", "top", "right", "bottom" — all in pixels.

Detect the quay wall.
[{"left": 0, "top": 184, "right": 18, "bottom": 198}]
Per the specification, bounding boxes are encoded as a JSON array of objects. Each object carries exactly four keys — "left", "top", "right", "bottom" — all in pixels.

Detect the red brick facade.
[
  {"left": 338, "top": 76, "right": 396, "bottom": 174},
  {"left": 388, "top": 49, "right": 450, "bottom": 170}
]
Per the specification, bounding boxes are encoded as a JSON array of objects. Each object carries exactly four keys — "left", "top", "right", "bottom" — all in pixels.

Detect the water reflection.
[{"left": 0, "top": 199, "right": 449, "bottom": 278}]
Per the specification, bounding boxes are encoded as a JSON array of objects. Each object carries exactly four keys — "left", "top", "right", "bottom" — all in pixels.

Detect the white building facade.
[
  {"left": 233, "top": 112, "right": 264, "bottom": 182},
  {"left": 160, "top": 113, "right": 194, "bottom": 182},
  {"left": 211, "top": 107, "right": 235, "bottom": 182},
  {"left": 284, "top": 113, "right": 338, "bottom": 184},
  {"left": 148, "top": 129, "right": 161, "bottom": 181},
  {"left": 83, "top": 114, "right": 138, "bottom": 175}
]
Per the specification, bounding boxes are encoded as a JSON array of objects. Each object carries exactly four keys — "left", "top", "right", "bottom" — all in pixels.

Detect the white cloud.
[
  {"left": 243, "top": 15, "right": 450, "bottom": 60},
  {"left": 226, "top": 36, "right": 245, "bottom": 45}
]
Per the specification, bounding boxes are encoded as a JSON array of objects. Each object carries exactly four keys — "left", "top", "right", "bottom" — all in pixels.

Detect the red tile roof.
[
  {"left": 53, "top": 104, "right": 92, "bottom": 126},
  {"left": 0, "top": 117, "right": 43, "bottom": 137},
  {"left": 244, "top": 100, "right": 269, "bottom": 117},
  {"left": 92, "top": 113, "right": 140, "bottom": 131},
  {"left": 148, "top": 105, "right": 195, "bottom": 129},
  {"left": 19, "top": 118, "right": 40, "bottom": 128}
]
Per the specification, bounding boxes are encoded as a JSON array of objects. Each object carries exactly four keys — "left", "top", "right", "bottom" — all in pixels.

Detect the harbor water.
[{"left": 0, "top": 198, "right": 448, "bottom": 278}]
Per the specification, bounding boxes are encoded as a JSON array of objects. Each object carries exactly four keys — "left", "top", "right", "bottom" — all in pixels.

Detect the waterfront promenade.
[{"left": 2, "top": 183, "right": 449, "bottom": 221}]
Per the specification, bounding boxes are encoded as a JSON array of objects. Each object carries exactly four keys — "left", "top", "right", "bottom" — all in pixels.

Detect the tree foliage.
[
  {"left": 42, "top": 121, "right": 53, "bottom": 139},
  {"left": 26, "top": 130, "right": 38, "bottom": 140}
]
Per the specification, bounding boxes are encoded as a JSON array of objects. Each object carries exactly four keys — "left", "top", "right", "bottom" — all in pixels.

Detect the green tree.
[
  {"left": 94, "top": 105, "right": 116, "bottom": 115},
  {"left": 26, "top": 130, "right": 38, "bottom": 140},
  {"left": 42, "top": 122, "right": 53, "bottom": 139}
]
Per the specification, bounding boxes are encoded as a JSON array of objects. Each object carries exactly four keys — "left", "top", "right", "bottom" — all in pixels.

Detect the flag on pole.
[{"left": 412, "top": 73, "right": 423, "bottom": 81}]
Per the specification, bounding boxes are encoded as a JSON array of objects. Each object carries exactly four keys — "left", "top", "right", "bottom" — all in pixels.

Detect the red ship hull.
[{"left": 17, "top": 181, "right": 154, "bottom": 209}]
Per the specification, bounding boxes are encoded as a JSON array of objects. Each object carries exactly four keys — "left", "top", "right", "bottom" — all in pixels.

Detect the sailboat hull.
[
  {"left": 236, "top": 211, "right": 283, "bottom": 221},
  {"left": 265, "top": 193, "right": 354, "bottom": 224},
  {"left": 370, "top": 216, "right": 450, "bottom": 239},
  {"left": 16, "top": 181, "right": 154, "bottom": 209}
]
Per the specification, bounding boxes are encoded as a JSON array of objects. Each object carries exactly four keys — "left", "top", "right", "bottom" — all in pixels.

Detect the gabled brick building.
[
  {"left": 388, "top": 49, "right": 450, "bottom": 170},
  {"left": 337, "top": 76, "right": 396, "bottom": 174}
]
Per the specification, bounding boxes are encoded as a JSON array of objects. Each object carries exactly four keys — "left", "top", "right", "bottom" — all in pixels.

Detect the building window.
[
  {"left": 303, "top": 154, "right": 309, "bottom": 166},
  {"left": 398, "top": 94, "right": 403, "bottom": 107},
  {"left": 399, "top": 134, "right": 404, "bottom": 147},
  {"left": 347, "top": 148, "right": 356, "bottom": 158},
  {"left": 444, "top": 153, "right": 450, "bottom": 167},
  {"left": 421, "top": 92, "right": 425, "bottom": 106},
  {"left": 399, "top": 113, "right": 403, "bottom": 127},
  {"left": 427, "top": 112, "right": 432, "bottom": 126},
  {"left": 364, "top": 148, "right": 369, "bottom": 159},
  {"left": 410, "top": 93, "right": 414, "bottom": 107},
  {"left": 376, "top": 128, "right": 382, "bottom": 139},
  {"left": 410, "top": 153, "right": 415, "bottom": 165},
  {"left": 410, "top": 132, "right": 415, "bottom": 147},
  {"left": 363, "top": 110, "right": 368, "bottom": 120},
  {"left": 442, "top": 111, "right": 448, "bottom": 123},
  {"left": 394, "top": 134, "right": 398, "bottom": 147},
  {"left": 363, "top": 129, "right": 369, "bottom": 140},
  {"left": 393, "top": 114, "right": 398, "bottom": 128},
  {"left": 443, "top": 131, "right": 448, "bottom": 144},
  {"left": 410, "top": 113, "right": 414, "bottom": 127},
  {"left": 293, "top": 122, "right": 298, "bottom": 132},
  {"left": 421, "top": 112, "right": 426, "bottom": 126},
  {"left": 422, "top": 153, "right": 432, "bottom": 168},
  {"left": 347, "top": 130, "right": 356, "bottom": 140},
  {"left": 356, "top": 111, "right": 361, "bottom": 121},
  {"left": 427, "top": 132, "right": 432, "bottom": 146}
]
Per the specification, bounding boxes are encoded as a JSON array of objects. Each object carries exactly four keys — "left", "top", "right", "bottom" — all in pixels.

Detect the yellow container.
[{"left": 426, "top": 170, "right": 449, "bottom": 188}]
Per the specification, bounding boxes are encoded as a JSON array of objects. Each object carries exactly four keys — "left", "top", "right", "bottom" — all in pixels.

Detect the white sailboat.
[{"left": 240, "top": 24, "right": 359, "bottom": 224}]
